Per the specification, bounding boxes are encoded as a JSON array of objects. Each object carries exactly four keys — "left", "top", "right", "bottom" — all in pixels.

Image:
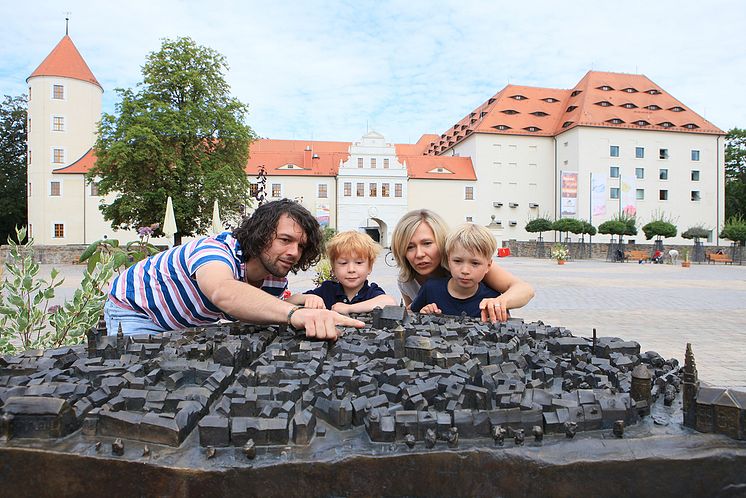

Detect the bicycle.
[{"left": 384, "top": 250, "right": 397, "bottom": 267}]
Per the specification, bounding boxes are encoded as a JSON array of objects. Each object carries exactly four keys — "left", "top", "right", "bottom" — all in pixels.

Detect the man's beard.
[{"left": 259, "top": 252, "right": 294, "bottom": 278}]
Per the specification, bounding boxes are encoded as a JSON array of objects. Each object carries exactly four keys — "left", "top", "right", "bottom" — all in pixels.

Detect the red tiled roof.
[
  {"left": 246, "top": 139, "right": 351, "bottom": 177},
  {"left": 428, "top": 71, "right": 724, "bottom": 155},
  {"left": 27, "top": 35, "right": 102, "bottom": 90},
  {"left": 54, "top": 148, "right": 95, "bottom": 174},
  {"left": 397, "top": 152, "right": 476, "bottom": 180}
]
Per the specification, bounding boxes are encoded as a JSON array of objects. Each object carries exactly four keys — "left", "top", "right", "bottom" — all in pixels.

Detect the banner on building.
[
  {"left": 621, "top": 175, "right": 636, "bottom": 216},
  {"left": 316, "top": 204, "right": 330, "bottom": 227},
  {"left": 560, "top": 171, "right": 578, "bottom": 217},
  {"left": 591, "top": 174, "right": 606, "bottom": 218}
]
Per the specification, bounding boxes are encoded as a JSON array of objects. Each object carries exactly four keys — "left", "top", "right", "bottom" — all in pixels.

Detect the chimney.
[{"left": 303, "top": 145, "right": 312, "bottom": 169}]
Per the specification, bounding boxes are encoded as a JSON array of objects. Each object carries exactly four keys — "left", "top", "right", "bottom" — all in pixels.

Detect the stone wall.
[{"left": 0, "top": 245, "right": 88, "bottom": 265}]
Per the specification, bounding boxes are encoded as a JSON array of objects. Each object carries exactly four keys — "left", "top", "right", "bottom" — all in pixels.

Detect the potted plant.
[
  {"left": 681, "top": 249, "right": 691, "bottom": 268},
  {"left": 551, "top": 243, "right": 569, "bottom": 265}
]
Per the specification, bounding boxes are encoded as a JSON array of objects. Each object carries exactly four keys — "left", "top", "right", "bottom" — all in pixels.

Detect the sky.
[{"left": 2, "top": 0, "right": 745, "bottom": 144}]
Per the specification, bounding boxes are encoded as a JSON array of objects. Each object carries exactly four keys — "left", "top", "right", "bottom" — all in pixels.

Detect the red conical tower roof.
[{"left": 27, "top": 35, "right": 102, "bottom": 90}]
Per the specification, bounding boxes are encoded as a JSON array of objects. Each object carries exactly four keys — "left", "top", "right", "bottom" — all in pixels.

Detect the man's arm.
[{"left": 195, "top": 261, "right": 362, "bottom": 339}]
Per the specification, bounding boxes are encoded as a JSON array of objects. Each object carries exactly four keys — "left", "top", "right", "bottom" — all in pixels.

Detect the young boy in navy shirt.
[
  {"left": 411, "top": 223, "right": 500, "bottom": 318},
  {"left": 288, "top": 231, "right": 396, "bottom": 314}
]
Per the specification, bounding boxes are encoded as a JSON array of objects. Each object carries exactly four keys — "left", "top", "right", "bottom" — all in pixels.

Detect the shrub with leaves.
[
  {"left": 525, "top": 217, "right": 553, "bottom": 236},
  {"left": 642, "top": 220, "right": 677, "bottom": 240},
  {"left": 79, "top": 223, "right": 160, "bottom": 274},
  {"left": 720, "top": 215, "right": 746, "bottom": 244},
  {"left": 550, "top": 243, "right": 569, "bottom": 261},
  {"left": 682, "top": 226, "right": 711, "bottom": 240},
  {"left": 312, "top": 258, "right": 334, "bottom": 287}
]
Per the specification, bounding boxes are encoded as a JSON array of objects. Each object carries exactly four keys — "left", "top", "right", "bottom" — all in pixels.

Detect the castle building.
[{"left": 26, "top": 34, "right": 725, "bottom": 247}]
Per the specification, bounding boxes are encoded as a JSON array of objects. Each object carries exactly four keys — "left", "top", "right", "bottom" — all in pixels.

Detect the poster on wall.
[
  {"left": 560, "top": 171, "right": 578, "bottom": 217},
  {"left": 316, "top": 204, "right": 330, "bottom": 227},
  {"left": 621, "top": 175, "right": 636, "bottom": 216},
  {"left": 591, "top": 174, "right": 606, "bottom": 218}
]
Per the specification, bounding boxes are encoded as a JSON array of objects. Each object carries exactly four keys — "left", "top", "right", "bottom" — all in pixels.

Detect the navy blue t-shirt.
[
  {"left": 304, "top": 280, "right": 385, "bottom": 310},
  {"left": 410, "top": 277, "right": 500, "bottom": 317}
]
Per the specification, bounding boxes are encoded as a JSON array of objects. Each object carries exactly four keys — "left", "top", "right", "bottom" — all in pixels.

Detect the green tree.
[
  {"left": 725, "top": 128, "right": 746, "bottom": 219},
  {"left": 0, "top": 94, "right": 27, "bottom": 243},
  {"left": 88, "top": 37, "right": 255, "bottom": 244},
  {"left": 720, "top": 215, "right": 746, "bottom": 245},
  {"left": 525, "top": 217, "right": 553, "bottom": 239},
  {"left": 641, "top": 211, "right": 677, "bottom": 241}
]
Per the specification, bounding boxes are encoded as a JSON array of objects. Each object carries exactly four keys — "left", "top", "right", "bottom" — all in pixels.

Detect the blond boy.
[
  {"left": 410, "top": 223, "right": 500, "bottom": 318},
  {"left": 289, "top": 231, "right": 396, "bottom": 314}
]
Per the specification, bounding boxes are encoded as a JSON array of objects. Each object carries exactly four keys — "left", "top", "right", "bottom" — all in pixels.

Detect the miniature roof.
[
  {"left": 27, "top": 35, "right": 102, "bottom": 90},
  {"left": 427, "top": 71, "right": 723, "bottom": 155},
  {"left": 713, "top": 389, "right": 746, "bottom": 409},
  {"left": 696, "top": 386, "right": 727, "bottom": 405}
]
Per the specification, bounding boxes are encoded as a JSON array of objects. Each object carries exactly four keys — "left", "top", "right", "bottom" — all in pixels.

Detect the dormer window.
[
  {"left": 480, "top": 111, "right": 488, "bottom": 118},
  {"left": 530, "top": 111, "right": 549, "bottom": 117},
  {"left": 597, "top": 85, "right": 614, "bottom": 91},
  {"left": 645, "top": 104, "right": 661, "bottom": 111},
  {"left": 622, "top": 87, "right": 638, "bottom": 93},
  {"left": 523, "top": 126, "right": 541, "bottom": 132},
  {"left": 488, "top": 97, "right": 496, "bottom": 105},
  {"left": 570, "top": 90, "right": 582, "bottom": 97},
  {"left": 595, "top": 101, "right": 612, "bottom": 107},
  {"left": 542, "top": 97, "right": 559, "bottom": 103},
  {"left": 607, "top": 118, "right": 625, "bottom": 124},
  {"left": 658, "top": 122, "right": 674, "bottom": 128},
  {"left": 622, "top": 103, "right": 638, "bottom": 109},
  {"left": 646, "top": 89, "right": 661, "bottom": 95},
  {"left": 493, "top": 125, "right": 512, "bottom": 131},
  {"left": 562, "top": 121, "right": 573, "bottom": 128},
  {"left": 510, "top": 94, "right": 527, "bottom": 100},
  {"left": 470, "top": 118, "right": 477, "bottom": 124},
  {"left": 669, "top": 106, "right": 685, "bottom": 112},
  {"left": 633, "top": 120, "right": 650, "bottom": 126},
  {"left": 501, "top": 109, "right": 519, "bottom": 115},
  {"left": 566, "top": 105, "right": 577, "bottom": 112},
  {"left": 683, "top": 123, "right": 700, "bottom": 129}
]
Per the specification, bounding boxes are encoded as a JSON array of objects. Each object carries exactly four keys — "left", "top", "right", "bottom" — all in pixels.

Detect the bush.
[
  {"left": 582, "top": 222, "right": 597, "bottom": 236},
  {"left": 682, "top": 226, "right": 710, "bottom": 240},
  {"left": 598, "top": 220, "right": 626, "bottom": 236},
  {"left": 642, "top": 220, "right": 677, "bottom": 240},
  {"left": 552, "top": 218, "right": 584, "bottom": 234},
  {"left": 720, "top": 216, "right": 746, "bottom": 244},
  {"left": 525, "top": 218, "right": 553, "bottom": 234}
]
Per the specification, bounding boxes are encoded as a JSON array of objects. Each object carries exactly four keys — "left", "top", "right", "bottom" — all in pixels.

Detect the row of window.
[
  {"left": 609, "top": 167, "right": 700, "bottom": 181},
  {"left": 38, "top": 181, "right": 100, "bottom": 197},
  {"left": 28, "top": 84, "right": 66, "bottom": 102},
  {"left": 356, "top": 158, "right": 391, "bottom": 169},
  {"left": 611, "top": 145, "right": 700, "bottom": 161},
  {"left": 609, "top": 188, "right": 701, "bottom": 202},
  {"left": 343, "top": 182, "right": 403, "bottom": 198}
]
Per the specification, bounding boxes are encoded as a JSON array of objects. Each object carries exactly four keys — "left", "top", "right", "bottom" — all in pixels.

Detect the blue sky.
[{"left": 2, "top": 0, "right": 744, "bottom": 144}]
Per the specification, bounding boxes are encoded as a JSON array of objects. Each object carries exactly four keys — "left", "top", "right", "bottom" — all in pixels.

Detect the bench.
[
  {"left": 624, "top": 250, "right": 650, "bottom": 262},
  {"left": 706, "top": 252, "right": 733, "bottom": 264}
]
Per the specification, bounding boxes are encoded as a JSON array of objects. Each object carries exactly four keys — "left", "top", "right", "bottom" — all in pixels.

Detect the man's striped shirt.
[{"left": 108, "top": 231, "right": 287, "bottom": 330}]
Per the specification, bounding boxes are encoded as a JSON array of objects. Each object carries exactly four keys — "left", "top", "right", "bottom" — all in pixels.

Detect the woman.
[{"left": 391, "top": 209, "right": 534, "bottom": 322}]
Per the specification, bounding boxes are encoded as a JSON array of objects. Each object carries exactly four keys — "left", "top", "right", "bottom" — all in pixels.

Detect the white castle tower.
[{"left": 26, "top": 33, "right": 103, "bottom": 244}]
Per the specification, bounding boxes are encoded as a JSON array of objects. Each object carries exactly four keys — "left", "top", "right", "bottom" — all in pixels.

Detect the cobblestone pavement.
[{"left": 45, "top": 254, "right": 746, "bottom": 387}]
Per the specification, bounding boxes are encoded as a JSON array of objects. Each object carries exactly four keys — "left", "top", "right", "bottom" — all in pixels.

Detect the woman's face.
[{"left": 405, "top": 222, "right": 441, "bottom": 279}]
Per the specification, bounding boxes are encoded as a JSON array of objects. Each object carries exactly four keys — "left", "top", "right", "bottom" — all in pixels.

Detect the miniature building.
[{"left": 630, "top": 364, "right": 652, "bottom": 416}]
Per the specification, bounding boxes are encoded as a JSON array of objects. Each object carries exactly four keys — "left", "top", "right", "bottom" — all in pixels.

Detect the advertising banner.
[
  {"left": 560, "top": 171, "right": 578, "bottom": 217},
  {"left": 316, "top": 204, "right": 330, "bottom": 227},
  {"left": 621, "top": 175, "right": 636, "bottom": 216},
  {"left": 591, "top": 174, "right": 606, "bottom": 218}
]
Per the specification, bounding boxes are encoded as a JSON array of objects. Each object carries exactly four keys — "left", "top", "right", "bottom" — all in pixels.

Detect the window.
[
  {"left": 271, "top": 183, "right": 281, "bottom": 197},
  {"left": 691, "top": 191, "right": 701, "bottom": 201},
  {"left": 466, "top": 217, "right": 473, "bottom": 222},
  {"left": 370, "top": 158, "right": 376, "bottom": 169},
  {"left": 249, "top": 183, "right": 258, "bottom": 198},
  {"left": 53, "top": 223, "right": 64, "bottom": 238},
  {"left": 356, "top": 183, "right": 364, "bottom": 197},
  {"left": 382, "top": 183, "right": 390, "bottom": 197},
  {"left": 383, "top": 158, "right": 389, "bottom": 169},
  {"left": 610, "top": 145, "right": 619, "bottom": 157},
  {"left": 369, "top": 183, "right": 377, "bottom": 197},
  {"left": 636, "top": 189, "right": 645, "bottom": 200},
  {"left": 90, "top": 182, "right": 99, "bottom": 196},
  {"left": 52, "top": 116, "right": 64, "bottom": 132},
  {"left": 317, "top": 184, "right": 328, "bottom": 198},
  {"left": 635, "top": 167, "right": 645, "bottom": 179},
  {"left": 465, "top": 186, "right": 474, "bottom": 200},
  {"left": 635, "top": 147, "right": 644, "bottom": 158},
  {"left": 659, "top": 190, "right": 668, "bottom": 200},
  {"left": 343, "top": 182, "right": 351, "bottom": 197},
  {"left": 50, "top": 181, "right": 61, "bottom": 196},
  {"left": 691, "top": 170, "right": 700, "bottom": 181},
  {"left": 659, "top": 148, "right": 668, "bottom": 159},
  {"left": 610, "top": 166, "right": 620, "bottom": 178},
  {"left": 395, "top": 183, "right": 402, "bottom": 197},
  {"left": 691, "top": 150, "right": 700, "bottom": 161},
  {"left": 53, "top": 148, "right": 64, "bottom": 163},
  {"left": 52, "top": 84, "right": 64, "bottom": 99},
  {"left": 357, "top": 158, "right": 363, "bottom": 168},
  {"left": 659, "top": 169, "right": 668, "bottom": 180},
  {"left": 610, "top": 187, "right": 620, "bottom": 199}
]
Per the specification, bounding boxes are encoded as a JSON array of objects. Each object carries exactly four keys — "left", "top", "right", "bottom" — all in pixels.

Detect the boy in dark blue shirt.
[
  {"left": 411, "top": 223, "right": 500, "bottom": 318},
  {"left": 289, "top": 231, "right": 395, "bottom": 314}
]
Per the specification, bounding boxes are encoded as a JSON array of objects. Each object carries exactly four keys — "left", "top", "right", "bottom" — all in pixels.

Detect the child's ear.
[{"left": 487, "top": 258, "right": 493, "bottom": 269}]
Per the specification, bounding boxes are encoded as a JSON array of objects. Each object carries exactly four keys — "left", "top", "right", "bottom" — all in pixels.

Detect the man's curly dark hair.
[{"left": 233, "top": 199, "right": 322, "bottom": 272}]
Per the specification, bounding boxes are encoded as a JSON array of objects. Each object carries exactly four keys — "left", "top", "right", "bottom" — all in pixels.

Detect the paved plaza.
[{"left": 45, "top": 254, "right": 746, "bottom": 387}]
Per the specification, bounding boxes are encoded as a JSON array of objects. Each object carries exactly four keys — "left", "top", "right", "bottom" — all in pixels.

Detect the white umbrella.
[
  {"left": 162, "top": 196, "right": 178, "bottom": 247},
  {"left": 211, "top": 199, "right": 222, "bottom": 235}
]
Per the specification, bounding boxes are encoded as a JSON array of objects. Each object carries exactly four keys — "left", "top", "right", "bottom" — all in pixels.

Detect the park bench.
[
  {"left": 624, "top": 250, "right": 650, "bottom": 262},
  {"left": 706, "top": 252, "right": 733, "bottom": 264}
]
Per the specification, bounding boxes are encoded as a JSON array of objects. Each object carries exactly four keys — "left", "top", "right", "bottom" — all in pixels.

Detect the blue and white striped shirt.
[{"left": 108, "top": 231, "right": 288, "bottom": 331}]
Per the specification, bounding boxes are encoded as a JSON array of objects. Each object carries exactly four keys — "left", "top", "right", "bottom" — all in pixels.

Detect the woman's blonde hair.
[
  {"left": 444, "top": 223, "right": 497, "bottom": 265},
  {"left": 390, "top": 209, "right": 449, "bottom": 283},
  {"left": 326, "top": 230, "right": 380, "bottom": 265}
]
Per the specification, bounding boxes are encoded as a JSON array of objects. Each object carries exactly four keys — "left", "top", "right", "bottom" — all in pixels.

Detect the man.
[{"left": 104, "top": 199, "right": 363, "bottom": 339}]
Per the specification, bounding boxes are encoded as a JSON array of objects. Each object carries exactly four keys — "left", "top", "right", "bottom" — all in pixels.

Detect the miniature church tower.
[
  {"left": 682, "top": 343, "right": 699, "bottom": 428},
  {"left": 26, "top": 25, "right": 103, "bottom": 244}
]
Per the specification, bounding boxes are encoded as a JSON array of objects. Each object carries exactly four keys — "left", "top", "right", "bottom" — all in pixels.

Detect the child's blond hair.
[
  {"left": 444, "top": 223, "right": 497, "bottom": 264},
  {"left": 326, "top": 230, "right": 380, "bottom": 265}
]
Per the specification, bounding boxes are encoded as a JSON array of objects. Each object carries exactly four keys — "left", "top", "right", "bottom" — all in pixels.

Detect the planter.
[
  {"left": 682, "top": 261, "right": 691, "bottom": 268},
  {"left": 557, "top": 260, "right": 566, "bottom": 265}
]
